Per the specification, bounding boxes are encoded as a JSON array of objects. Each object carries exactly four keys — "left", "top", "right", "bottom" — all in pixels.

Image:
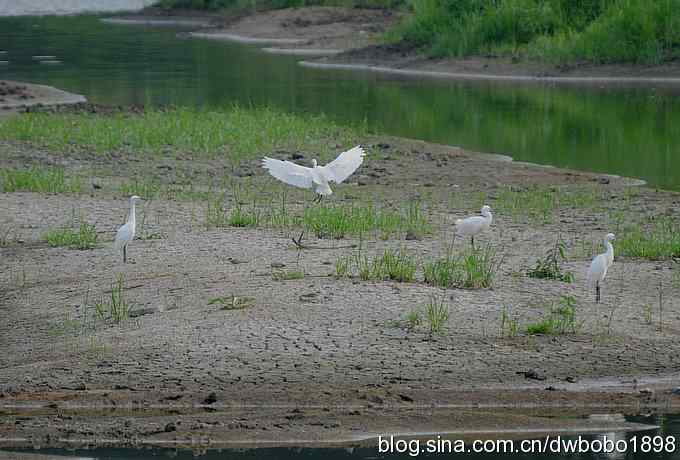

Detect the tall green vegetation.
[
  {"left": 156, "top": 0, "right": 403, "bottom": 10},
  {"left": 394, "top": 0, "right": 680, "bottom": 64}
]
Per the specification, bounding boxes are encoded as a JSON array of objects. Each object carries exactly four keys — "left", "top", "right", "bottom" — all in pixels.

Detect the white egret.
[
  {"left": 454, "top": 205, "right": 493, "bottom": 249},
  {"left": 587, "top": 232, "right": 615, "bottom": 303},
  {"left": 262, "top": 145, "right": 365, "bottom": 202},
  {"left": 114, "top": 195, "right": 141, "bottom": 264}
]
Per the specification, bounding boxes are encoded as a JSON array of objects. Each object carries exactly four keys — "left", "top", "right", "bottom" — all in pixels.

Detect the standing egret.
[
  {"left": 114, "top": 195, "right": 141, "bottom": 263},
  {"left": 587, "top": 232, "right": 615, "bottom": 303},
  {"left": 262, "top": 145, "right": 366, "bottom": 202},
  {"left": 455, "top": 205, "right": 493, "bottom": 249}
]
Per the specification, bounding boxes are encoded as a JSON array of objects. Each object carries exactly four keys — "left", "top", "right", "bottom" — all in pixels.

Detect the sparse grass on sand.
[
  {"left": 526, "top": 295, "right": 580, "bottom": 336},
  {"left": 0, "top": 167, "right": 82, "bottom": 193},
  {"left": 618, "top": 217, "right": 680, "bottom": 260},
  {"left": 493, "top": 185, "right": 601, "bottom": 224},
  {"left": 94, "top": 275, "right": 130, "bottom": 324},
  {"left": 0, "top": 106, "right": 366, "bottom": 164}
]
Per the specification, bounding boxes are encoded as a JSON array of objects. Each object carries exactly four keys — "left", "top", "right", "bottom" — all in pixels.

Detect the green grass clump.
[
  {"left": 336, "top": 248, "right": 417, "bottom": 282},
  {"left": 228, "top": 204, "right": 261, "bottom": 227},
  {"left": 0, "top": 107, "right": 365, "bottom": 164},
  {"left": 304, "top": 201, "right": 430, "bottom": 239},
  {"left": 424, "top": 246, "right": 500, "bottom": 289},
  {"left": 526, "top": 237, "right": 574, "bottom": 282},
  {"left": 526, "top": 295, "right": 580, "bottom": 335},
  {"left": 1, "top": 167, "right": 81, "bottom": 193},
  {"left": 618, "top": 218, "right": 680, "bottom": 260},
  {"left": 44, "top": 222, "right": 98, "bottom": 250}
]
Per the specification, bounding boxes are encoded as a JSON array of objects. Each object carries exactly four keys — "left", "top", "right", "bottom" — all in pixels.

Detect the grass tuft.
[
  {"left": 336, "top": 248, "right": 417, "bottom": 282},
  {"left": 95, "top": 274, "right": 129, "bottom": 323},
  {"left": 425, "top": 295, "right": 449, "bottom": 334}
]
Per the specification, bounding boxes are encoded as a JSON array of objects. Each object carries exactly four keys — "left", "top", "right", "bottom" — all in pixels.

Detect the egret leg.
[
  {"left": 471, "top": 236, "right": 475, "bottom": 251},
  {"left": 123, "top": 245, "right": 127, "bottom": 264},
  {"left": 595, "top": 282, "right": 600, "bottom": 304}
]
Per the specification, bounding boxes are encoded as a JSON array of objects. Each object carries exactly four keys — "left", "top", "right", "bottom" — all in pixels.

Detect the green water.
[
  {"left": 0, "top": 15, "right": 679, "bottom": 189},
  {"left": 1, "top": 414, "right": 679, "bottom": 459}
]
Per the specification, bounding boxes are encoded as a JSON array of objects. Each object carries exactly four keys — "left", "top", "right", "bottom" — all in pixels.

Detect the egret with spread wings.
[{"left": 262, "top": 146, "right": 366, "bottom": 202}]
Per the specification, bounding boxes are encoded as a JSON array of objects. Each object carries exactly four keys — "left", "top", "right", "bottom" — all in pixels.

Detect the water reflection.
[{"left": 0, "top": 16, "right": 679, "bottom": 189}]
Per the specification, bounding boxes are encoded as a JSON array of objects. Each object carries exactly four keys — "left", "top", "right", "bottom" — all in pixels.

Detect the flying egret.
[
  {"left": 114, "top": 195, "right": 141, "bottom": 264},
  {"left": 454, "top": 205, "right": 493, "bottom": 249},
  {"left": 262, "top": 145, "right": 366, "bottom": 202},
  {"left": 587, "top": 232, "right": 615, "bottom": 303}
]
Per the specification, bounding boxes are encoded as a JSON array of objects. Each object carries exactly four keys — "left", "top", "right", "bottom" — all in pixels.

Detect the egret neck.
[
  {"left": 128, "top": 198, "right": 137, "bottom": 228},
  {"left": 604, "top": 238, "right": 614, "bottom": 266}
]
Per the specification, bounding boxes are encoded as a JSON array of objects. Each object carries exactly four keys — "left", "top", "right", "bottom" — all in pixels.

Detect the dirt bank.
[
  {"left": 143, "top": 6, "right": 680, "bottom": 85},
  {"left": 1, "top": 103, "right": 680, "bottom": 447},
  {"left": 0, "top": 81, "right": 86, "bottom": 117}
]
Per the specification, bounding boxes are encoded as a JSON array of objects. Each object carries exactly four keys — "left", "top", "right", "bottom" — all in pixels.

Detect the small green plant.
[
  {"left": 526, "top": 237, "right": 574, "bottom": 282},
  {"left": 424, "top": 245, "right": 500, "bottom": 289},
  {"left": 95, "top": 274, "right": 129, "bottom": 323},
  {"left": 405, "top": 309, "right": 422, "bottom": 330},
  {"left": 499, "top": 306, "right": 519, "bottom": 338},
  {"left": 425, "top": 295, "right": 449, "bottom": 334},
  {"left": 1, "top": 167, "right": 81, "bottom": 193},
  {"left": 272, "top": 270, "right": 305, "bottom": 281},
  {"left": 44, "top": 221, "right": 98, "bottom": 250},
  {"left": 526, "top": 295, "right": 580, "bottom": 335},
  {"left": 208, "top": 295, "right": 256, "bottom": 310}
]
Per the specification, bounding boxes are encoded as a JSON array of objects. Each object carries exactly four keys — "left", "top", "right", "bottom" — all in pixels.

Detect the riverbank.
[
  {"left": 1, "top": 103, "right": 680, "bottom": 448},
  {"left": 138, "top": 6, "right": 680, "bottom": 85},
  {"left": 0, "top": 81, "right": 86, "bottom": 116}
]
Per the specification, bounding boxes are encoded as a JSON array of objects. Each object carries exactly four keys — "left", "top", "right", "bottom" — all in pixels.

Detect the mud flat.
[{"left": 1, "top": 102, "right": 680, "bottom": 447}]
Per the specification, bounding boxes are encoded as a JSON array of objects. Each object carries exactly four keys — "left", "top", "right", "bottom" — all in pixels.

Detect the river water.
[
  {"left": 0, "top": 15, "right": 679, "bottom": 189},
  {"left": 0, "top": 0, "right": 154, "bottom": 16},
  {"left": 1, "top": 414, "right": 679, "bottom": 459}
]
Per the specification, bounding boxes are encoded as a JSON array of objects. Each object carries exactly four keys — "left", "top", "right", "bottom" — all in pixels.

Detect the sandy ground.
[
  {"left": 135, "top": 6, "right": 680, "bottom": 84},
  {"left": 1, "top": 108, "right": 680, "bottom": 447}
]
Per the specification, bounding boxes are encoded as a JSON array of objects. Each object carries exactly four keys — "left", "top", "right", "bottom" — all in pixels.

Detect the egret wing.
[
  {"left": 114, "top": 223, "right": 131, "bottom": 251},
  {"left": 262, "top": 157, "right": 314, "bottom": 189},
  {"left": 320, "top": 146, "right": 365, "bottom": 183}
]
